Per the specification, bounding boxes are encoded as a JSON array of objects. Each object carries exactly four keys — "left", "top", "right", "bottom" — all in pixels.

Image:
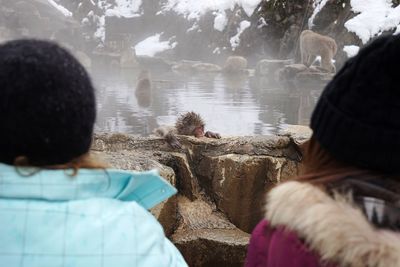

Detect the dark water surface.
[{"left": 92, "top": 68, "right": 324, "bottom": 136}]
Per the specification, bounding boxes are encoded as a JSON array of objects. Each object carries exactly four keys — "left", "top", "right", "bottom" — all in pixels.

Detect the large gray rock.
[
  {"left": 192, "top": 63, "right": 222, "bottom": 73},
  {"left": 255, "top": 59, "right": 293, "bottom": 76},
  {"left": 136, "top": 55, "right": 173, "bottom": 72},
  {"left": 275, "top": 63, "right": 334, "bottom": 87},
  {"left": 275, "top": 63, "right": 308, "bottom": 82},
  {"left": 171, "top": 60, "right": 200, "bottom": 72},
  {"left": 279, "top": 124, "right": 313, "bottom": 145},
  {"left": 173, "top": 229, "right": 249, "bottom": 267},
  {"left": 91, "top": 133, "right": 303, "bottom": 266},
  {"left": 194, "top": 149, "right": 297, "bottom": 232},
  {"left": 172, "top": 196, "right": 249, "bottom": 267}
]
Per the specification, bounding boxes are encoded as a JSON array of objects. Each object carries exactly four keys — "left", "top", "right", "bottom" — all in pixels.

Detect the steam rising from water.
[{"left": 0, "top": 0, "right": 323, "bottom": 136}]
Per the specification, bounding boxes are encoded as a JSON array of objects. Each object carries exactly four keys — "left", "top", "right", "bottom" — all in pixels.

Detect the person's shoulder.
[
  {"left": 250, "top": 219, "right": 306, "bottom": 248},
  {"left": 65, "top": 198, "right": 186, "bottom": 266},
  {"left": 246, "top": 219, "right": 324, "bottom": 267}
]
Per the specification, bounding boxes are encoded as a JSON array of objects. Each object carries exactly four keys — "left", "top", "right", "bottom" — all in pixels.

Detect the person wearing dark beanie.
[
  {"left": 246, "top": 34, "right": 400, "bottom": 267},
  {"left": 0, "top": 39, "right": 187, "bottom": 267},
  {"left": 0, "top": 39, "right": 96, "bottom": 166},
  {"left": 311, "top": 34, "right": 400, "bottom": 173}
]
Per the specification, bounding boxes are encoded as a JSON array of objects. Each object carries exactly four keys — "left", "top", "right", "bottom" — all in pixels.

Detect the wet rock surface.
[
  {"left": 255, "top": 59, "right": 293, "bottom": 77},
  {"left": 279, "top": 124, "right": 313, "bottom": 145},
  {"left": 275, "top": 63, "right": 334, "bottom": 88},
  {"left": 91, "top": 132, "right": 303, "bottom": 266}
]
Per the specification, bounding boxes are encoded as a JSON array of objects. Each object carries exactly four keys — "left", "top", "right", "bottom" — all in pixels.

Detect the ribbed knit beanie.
[
  {"left": 0, "top": 39, "right": 96, "bottom": 165},
  {"left": 311, "top": 34, "right": 400, "bottom": 173}
]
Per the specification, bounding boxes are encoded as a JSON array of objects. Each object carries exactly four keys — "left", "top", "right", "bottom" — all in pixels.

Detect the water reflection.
[{"left": 92, "top": 67, "right": 323, "bottom": 136}]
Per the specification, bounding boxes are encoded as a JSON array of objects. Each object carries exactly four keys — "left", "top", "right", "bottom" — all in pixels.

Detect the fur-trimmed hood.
[{"left": 265, "top": 181, "right": 400, "bottom": 267}]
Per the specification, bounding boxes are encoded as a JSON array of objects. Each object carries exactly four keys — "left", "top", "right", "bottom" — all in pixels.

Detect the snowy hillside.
[{"left": 32, "top": 0, "right": 400, "bottom": 59}]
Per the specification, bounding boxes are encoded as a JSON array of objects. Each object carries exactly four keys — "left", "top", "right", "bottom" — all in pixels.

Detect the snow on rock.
[
  {"left": 230, "top": 20, "right": 250, "bottom": 50},
  {"left": 105, "top": 0, "right": 142, "bottom": 18},
  {"left": 82, "top": 17, "right": 90, "bottom": 25},
  {"left": 257, "top": 17, "right": 267, "bottom": 29},
  {"left": 343, "top": 45, "right": 360, "bottom": 57},
  {"left": 308, "top": 0, "right": 329, "bottom": 28},
  {"left": 47, "top": 0, "right": 72, "bottom": 17},
  {"left": 94, "top": 15, "right": 106, "bottom": 42},
  {"left": 87, "top": 0, "right": 144, "bottom": 42},
  {"left": 214, "top": 11, "right": 228, "bottom": 32},
  {"left": 162, "top": 0, "right": 261, "bottom": 30},
  {"left": 135, "top": 34, "right": 177, "bottom": 57},
  {"left": 213, "top": 47, "right": 221, "bottom": 54},
  {"left": 162, "top": 0, "right": 231, "bottom": 20},
  {"left": 240, "top": 0, "right": 263, "bottom": 17},
  {"left": 186, "top": 23, "right": 199, "bottom": 33},
  {"left": 345, "top": 0, "right": 400, "bottom": 44}
]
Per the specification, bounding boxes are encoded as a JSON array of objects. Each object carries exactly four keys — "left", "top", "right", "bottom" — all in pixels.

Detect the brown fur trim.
[
  {"left": 175, "top": 111, "right": 204, "bottom": 135},
  {"left": 265, "top": 181, "right": 400, "bottom": 267}
]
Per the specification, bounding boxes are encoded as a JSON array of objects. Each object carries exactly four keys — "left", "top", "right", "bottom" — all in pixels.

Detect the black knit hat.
[
  {"left": 0, "top": 39, "right": 96, "bottom": 165},
  {"left": 311, "top": 34, "right": 400, "bottom": 174}
]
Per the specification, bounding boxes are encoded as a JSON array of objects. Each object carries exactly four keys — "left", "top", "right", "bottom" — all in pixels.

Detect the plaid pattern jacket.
[{"left": 0, "top": 164, "right": 187, "bottom": 267}]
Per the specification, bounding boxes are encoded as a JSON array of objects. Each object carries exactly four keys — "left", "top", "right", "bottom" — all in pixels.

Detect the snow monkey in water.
[
  {"left": 155, "top": 112, "right": 221, "bottom": 149},
  {"left": 135, "top": 70, "right": 152, "bottom": 108},
  {"left": 299, "top": 30, "right": 337, "bottom": 73},
  {"left": 223, "top": 56, "right": 248, "bottom": 74}
]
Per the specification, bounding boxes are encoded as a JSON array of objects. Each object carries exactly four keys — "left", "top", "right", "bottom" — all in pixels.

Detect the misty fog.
[{"left": 0, "top": 0, "right": 325, "bottom": 136}]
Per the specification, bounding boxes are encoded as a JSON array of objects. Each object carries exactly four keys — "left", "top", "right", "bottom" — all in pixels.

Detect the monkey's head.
[
  {"left": 138, "top": 69, "right": 150, "bottom": 80},
  {"left": 175, "top": 111, "right": 205, "bottom": 137}
]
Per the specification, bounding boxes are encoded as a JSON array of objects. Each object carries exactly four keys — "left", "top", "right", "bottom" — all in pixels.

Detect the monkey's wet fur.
[{"left": 155, "top": 111, "right": 221, "bottom": 149}]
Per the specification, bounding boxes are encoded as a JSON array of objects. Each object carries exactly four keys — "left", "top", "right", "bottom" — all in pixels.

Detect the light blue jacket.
[{"left": 0, "top": 163, "right": 187, "bottom": 267}]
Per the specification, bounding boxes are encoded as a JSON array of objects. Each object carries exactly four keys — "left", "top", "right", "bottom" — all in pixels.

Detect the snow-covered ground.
[{"left": 134, "top": 34, "right": 177, "bottom": 57}]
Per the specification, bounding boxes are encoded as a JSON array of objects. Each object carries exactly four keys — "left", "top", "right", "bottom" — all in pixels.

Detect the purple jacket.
[
  {"left": 245, "top": 220, "right": 336, "bottom": 267},
  {"left": 244, "top": 181, "right": 400, "bottom": 267}
]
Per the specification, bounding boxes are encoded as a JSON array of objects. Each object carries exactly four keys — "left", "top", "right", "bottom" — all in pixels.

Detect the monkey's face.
[{"left": 193, "top": 125, "right": 205, "bottom": 138}]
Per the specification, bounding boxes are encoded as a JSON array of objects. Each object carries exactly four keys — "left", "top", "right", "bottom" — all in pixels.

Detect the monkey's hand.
[
  {"left": 166, "top": 134, "right": 182, "bottom": 149},
  {"left": 205, "top": 131, "right": 221, "bottom": 139},
  {"left": 169, "top": 139, "right": 182, "bottom": 149}
]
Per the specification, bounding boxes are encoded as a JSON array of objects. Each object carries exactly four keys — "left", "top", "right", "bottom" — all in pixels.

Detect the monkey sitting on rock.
[{"left": 155, "top": 112, "right": 221, "bottom": 149}]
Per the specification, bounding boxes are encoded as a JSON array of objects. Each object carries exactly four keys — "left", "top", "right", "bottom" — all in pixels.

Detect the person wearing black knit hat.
[
  {"left": 0, "top": 39, "right": 188, "bottom": 267},
  {"left": 311, "top": 34, "right": 400, "bottom": 173},
  {"left": 0, "top": 39, "right": 96, "bottom": 166},
  {"left": 246, "top": 34, "right": 400, "bottom": 267}
]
